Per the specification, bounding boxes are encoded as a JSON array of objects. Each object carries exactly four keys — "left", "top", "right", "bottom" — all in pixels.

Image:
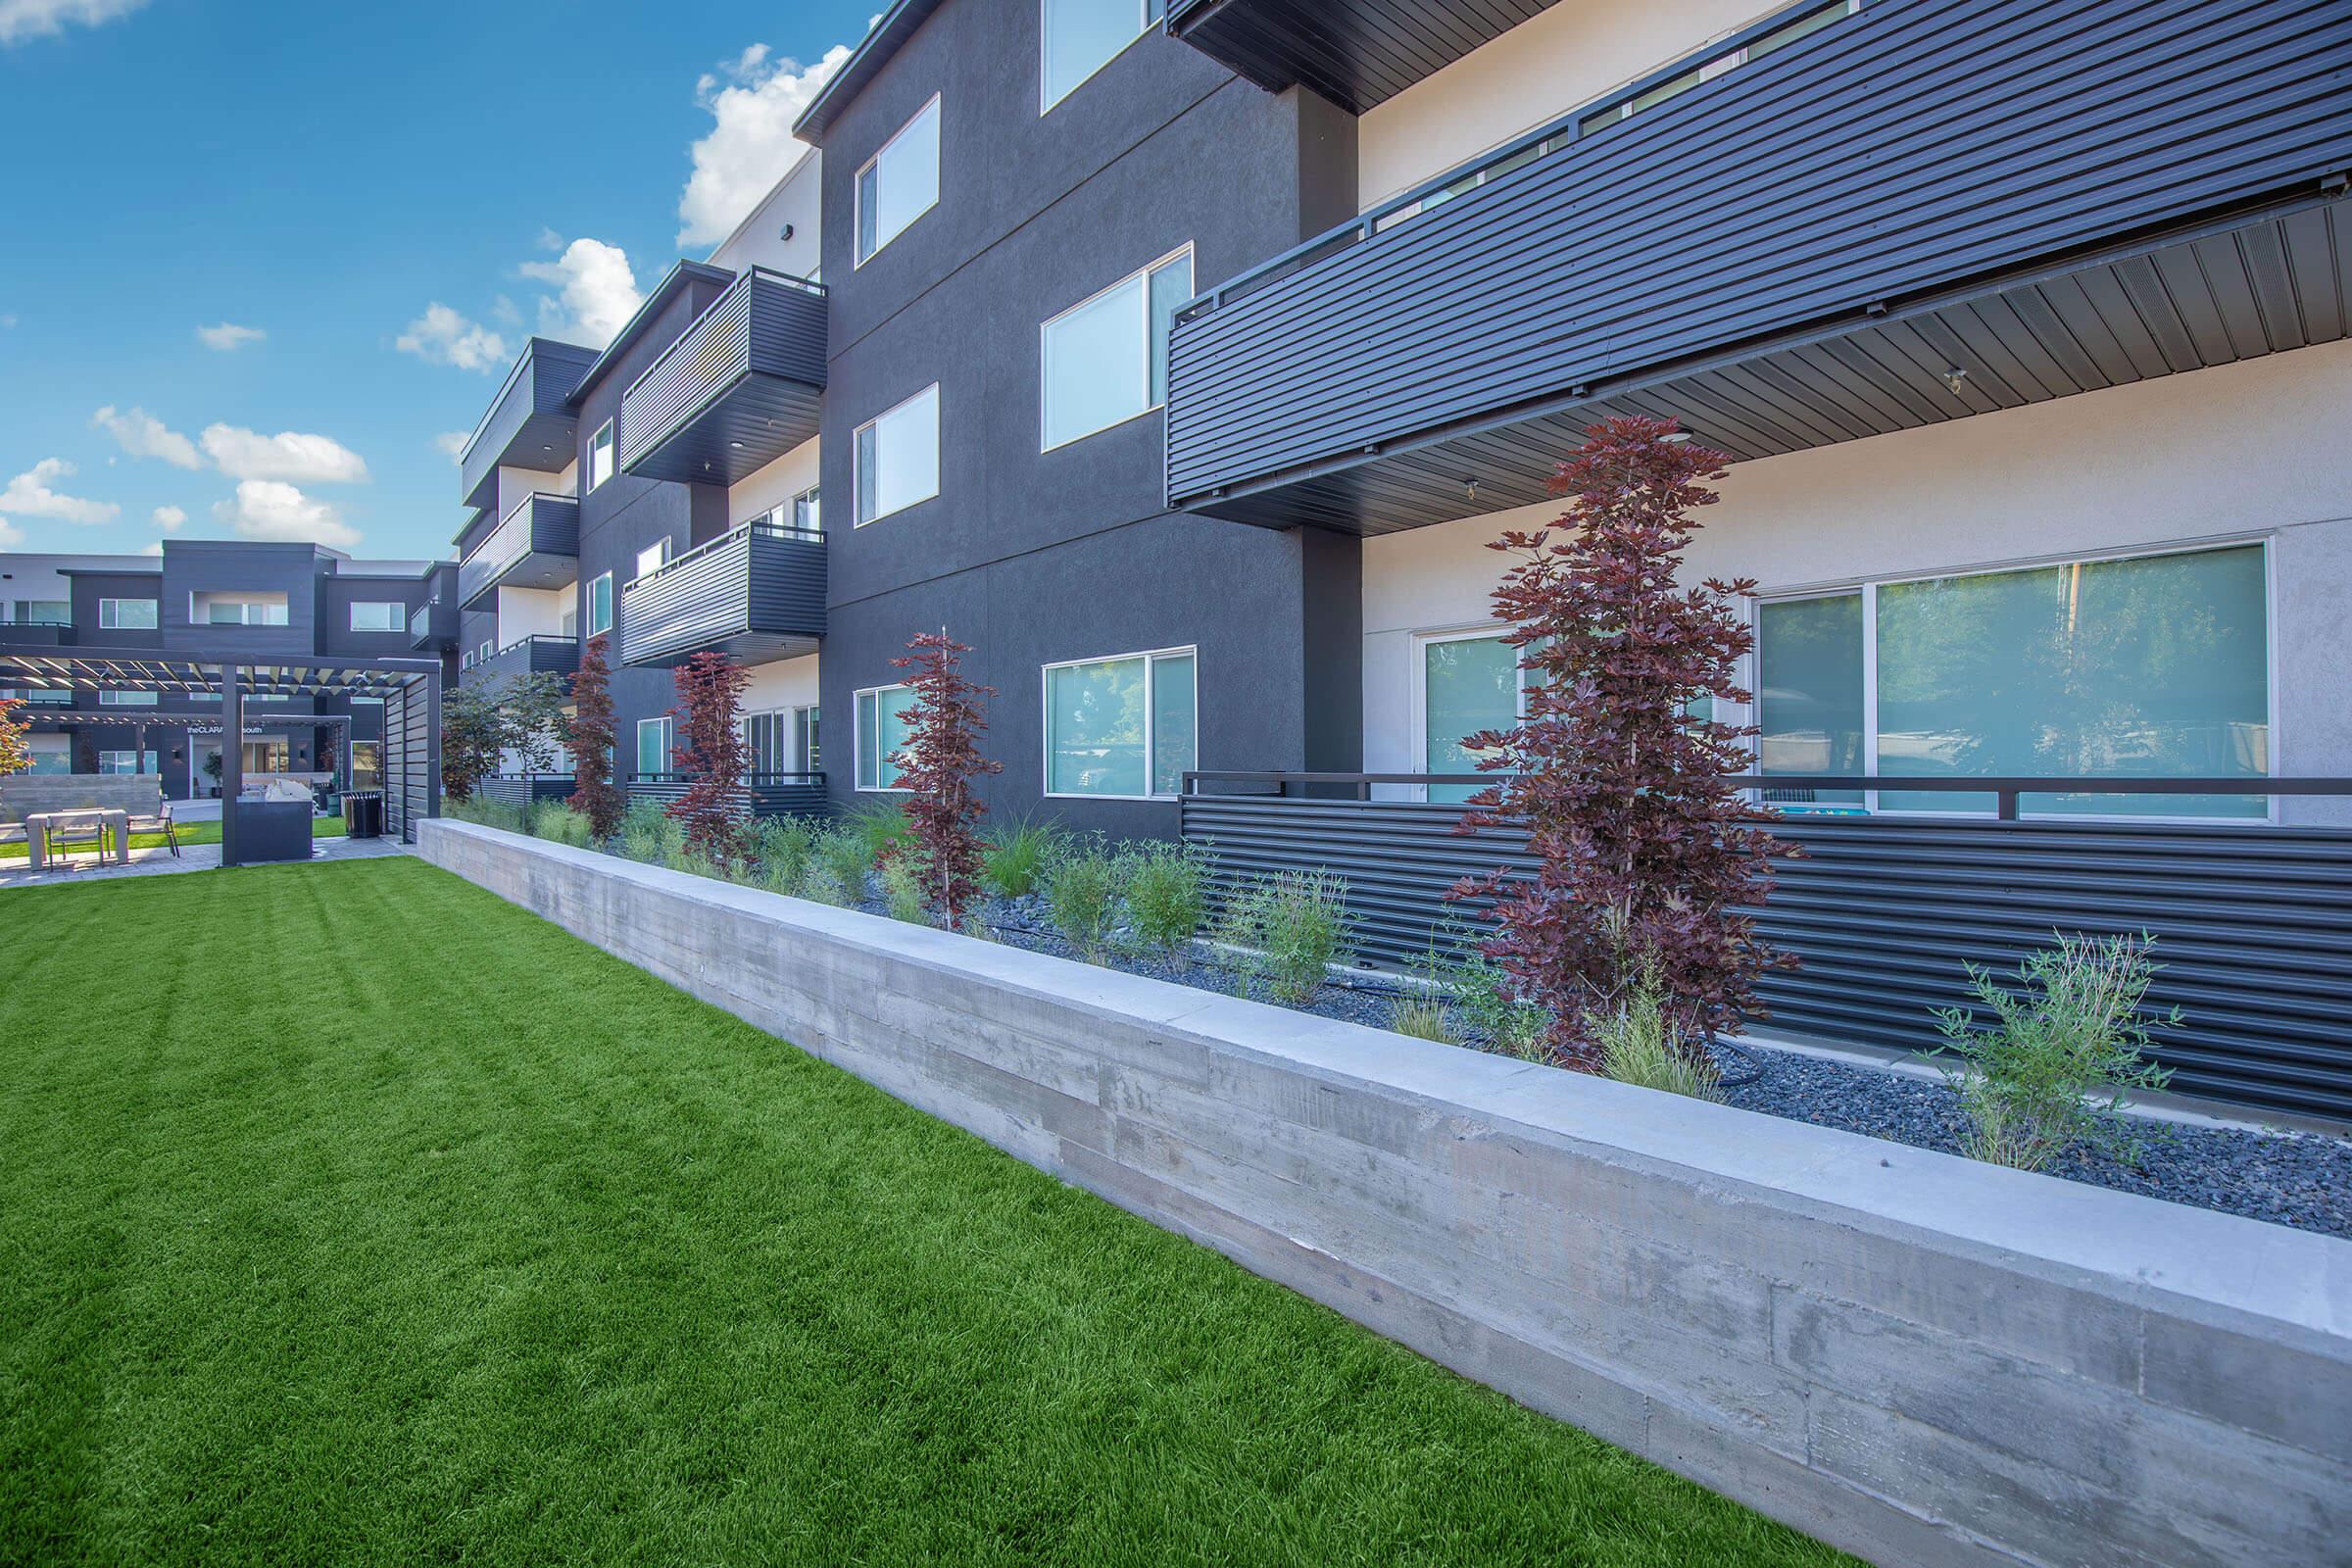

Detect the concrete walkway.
[{"left": 0, "top": 832, "right": 409, "bottom": 890}]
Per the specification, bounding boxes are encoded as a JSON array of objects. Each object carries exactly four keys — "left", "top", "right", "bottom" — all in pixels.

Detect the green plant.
[
  {"left": 813, "top": 823, "right": 875, "bottom": 902},
  {"left": 526, "top": 801, "right": 594, "bottom": 848},
  {"left": 847, "top": 799, "right": 916, "bottom": 867},
  {"left": 1589, "top": 959, "right": 1722, "bottom": 1101},
  {"left": 881, "top": 855, "right": 930, "bottom": 925},
  {"left": 1387, "top": 993, "right": 1458, "bottom": 1045},
  {"left": 1215, "top": 871, "right": 1353, "bottom": 1006},
  {"left": 1120, "top": 840, "right": 1210, "bottom": 956},
  {"left": 749, "top": 815, "right": 818, "bottom": 894},
  {"left": 1417, "top": 931, "right": 1550, "bottom": 1061},
  {"left": 981, "top": 818, "right": 1061, "bottom": 898},
  {"left": 1931, "top": 931, "right": 2179, "bottom": 1171},
  {"left": 621, "top": 800, "right": 686, "bottom": 867},
  {"left": 1043, "top": 835, "right": 1124, "bottom": 961},
  {"left": 445, "top": 796, "right": 526, "bottom": 833}
]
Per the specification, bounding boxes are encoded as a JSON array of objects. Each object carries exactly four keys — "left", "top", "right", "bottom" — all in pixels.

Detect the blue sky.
[{"left": 0, "top": 0, "right": 874, "bottom": 564}]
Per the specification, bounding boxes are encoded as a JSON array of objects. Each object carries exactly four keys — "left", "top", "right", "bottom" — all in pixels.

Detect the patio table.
[{"left": 25, "top": 808, "right": 130, "bottom": 870}]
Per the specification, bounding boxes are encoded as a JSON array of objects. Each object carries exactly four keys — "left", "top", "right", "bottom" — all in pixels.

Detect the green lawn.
[
  {"left": 0, "top": 858, "right": 1845, "bottom": 1568},
  {"left": 0, "top": 814, "right": 346, "bottom": 860}
]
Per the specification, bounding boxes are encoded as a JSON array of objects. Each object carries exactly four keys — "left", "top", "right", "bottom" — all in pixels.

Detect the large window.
[
  {"left": 588, "top": 420, "right": 615, "bottom": 491},
  {"left": 7, "top": 599, "right": 68, "bottom": 624},
  {"left": 205, "top": 598, "right": 288, "bottom": 626},
  {"left": 635, "top": 715, "right": 673, "bottom": 778},
  {"left": 1040, "top": 247, "right": 1193, "bottom": 450},
  {"left": 1418, "top": 631, "right": 1527, "bottom": 805},
  {"left": 1041, "top": 0, "right": 1164, "bottom": 111},
  {"left": 635, "top": 537, "right": 672, "bottom": 582},
  {"left": 856, "top": 94, "right": 941, "bottom": 266},
  {"left": 99, "top": 689, "right": 159, "bottom": 706},
  {"left": 98, "top": 598, "right": 158, "bottom": 630},
  {"left": 349, "top": 601, "right": 405, "bottom": 632},
  {"left": 1754, "top": 543, "right": 2271, "bottom": 818},
  {"left": 854, "top": 384, "right": 941, "bottom": 526},
  {"left": 856, "top": 685, "right": 917, "bottom": 792},
  {"left": 586, "top": 572, "right": 613, "bottom": 637},
  {"left": 97, "top": 750, "right": 159, "bottom": 774},
  {"left": 1044, "top": 647, "right": 1196, "bottom": 799}
]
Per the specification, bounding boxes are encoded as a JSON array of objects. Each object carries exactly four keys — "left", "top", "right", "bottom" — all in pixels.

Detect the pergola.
[{"left": 0, "top": 645, "right": 442, "bottom": 859}]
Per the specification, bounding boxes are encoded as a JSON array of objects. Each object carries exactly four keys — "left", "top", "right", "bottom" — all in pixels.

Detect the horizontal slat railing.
[
  {"left": 618, "top": 269, "right": 827, "bottom": 469},
  {"left": 618, "top": 520, "right": 825, "bottom": 667},
  {"left": 624, "top": 771, "right": 829, "bottom": 821},
  {"left": 457, "top": 495, "right": 577, "bottom": 608},
  {"left": 1177, "top": 772, "right": 2352, "bottom": 1118}
]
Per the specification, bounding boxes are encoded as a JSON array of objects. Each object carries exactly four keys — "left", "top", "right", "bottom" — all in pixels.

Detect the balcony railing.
[
  {"left": 458, "top": 493, "right": 579, "bottom": 611},
  {"left": 618, "top": 268, "right": 827, "bottom": 487},
  {"left": 1165, "top": 0, "right": 1555, "bottom": 114},
  {"left": 1165, "top": 0, "right": 2352, "bottom": 531},
  {"left": 457, "top": 338, "right": 598, "bottom": 511},
  {"left": 408, "top": 599, "right": 458, "bottom": 651},
  {"left": 1178, "top": 770, "right": 2352, "bottom": 1120},
  {"left": 617, "top": 518, "right": 825, "bottom": 668},
  {"left": 462, "top": 633, "right": 580, "bottom": 689},
  {"left": 0, "top": 620, "right": 75, "bottom": 649},
  {"left": 625, "top": 770, "right": 828, "bottom": 820}
]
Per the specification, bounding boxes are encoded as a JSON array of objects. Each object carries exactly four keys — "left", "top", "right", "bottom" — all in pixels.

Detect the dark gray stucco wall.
[{"left": 814, "top": 0, "right": 1363, "bottom": 832}]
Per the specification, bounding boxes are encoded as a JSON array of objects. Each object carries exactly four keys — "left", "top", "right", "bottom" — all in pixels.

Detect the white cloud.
[
  {"left": 0, "top": 459, "right": 118, "bottom": 524},
  {"left": 152, "top": 504, "right": 186, "bottom": 531},
  {"left": 138, "top": 541, "right": 164, "bottom": 556},
  {"left": 519, "top": 238, "right": 643, "bottom": 347},
  {"left": 677, "top": 41, "right": 848, "bottom": 247},
  {"left": 0, "top": 0, "right": 145, "bottom": 46},
  {"left": 490, "top": 295, "right": 521, "bottom": 326},
  {"left": 0, "top": 518, "right": 22, "bottom": 548},
  {"left": 432, "top": 430, "right": 470, "bottom": 462},
  {"left": 396, "top": 302, "right": 509, "bottom": 372},
  {"left": 212, "top": 480, "right": 361, "bottom": 550},
  {"left": 200, "top": 423, "right": 368, "bottom": 484},
  {"left": 92, "top": 404, "right": 204, "bottom": 469},
  {"left": 196, "top": 321, "right": 266, "bottom": 351}
]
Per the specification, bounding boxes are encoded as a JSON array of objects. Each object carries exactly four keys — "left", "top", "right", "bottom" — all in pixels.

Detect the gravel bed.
[{"left": 853, "top": 885, "right": 2352, "bottom": 1241}]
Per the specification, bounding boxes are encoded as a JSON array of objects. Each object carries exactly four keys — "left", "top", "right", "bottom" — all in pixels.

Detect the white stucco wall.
[
  {"left": 741, "top": 652, "right": 820, "bottom": 714},
  {"left": 495, "top": 462, "right": 576, "bottom": 520},
  {"left": 494, "top": 585, "right": 571, "bottom": 642},
  {"left": 1360, "top": 343, "right": 2352, "bottom": 818},
  {"left": 708, "top": 148, "right": 824, "bottom": 280},
  {"left": 726, "top": 436, "right": 821, "bottom": 528},
  {"left": 1356, "top": 0, "right": 1776, "bottom": 206}
]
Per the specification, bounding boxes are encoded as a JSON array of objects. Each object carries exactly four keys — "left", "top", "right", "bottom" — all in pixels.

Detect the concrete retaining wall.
[{"left": 419, "top": 820, "right": 2352, "bottom": 1568}]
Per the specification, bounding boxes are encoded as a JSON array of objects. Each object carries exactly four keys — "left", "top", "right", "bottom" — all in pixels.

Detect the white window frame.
[
  {"left": 854, "top": 93, "right": 942, "bottom": 268},
  {"left": 585, "top": 572, "right": 613, "bottom": 637},
  {"left": 855, "top": 684, "right": 915, "bottom": 793},
  {"left": 1040, "top": 644, "right": 1198, "bottom": 802},
  {"left": 634, "top": 715, "right": 673, "bottom": 778},
  {"left": 98, "top": 597, "right": 159, "bottom": 630},
  {"left": 634, "top": 537, "right": 673, "bottom": 583},
  {"left": 1039, "top": 0, "right": 1165, "bottom": 114},
  {"left": 1746, "top": 534, "right": 2279, "bottom": 825},
  {"left": 348, "top": 601, "right": 405, "bottom": 632},
  {"left": 588, "top": 420, "right": 615, "bottom": 492},
  {"left": 853, "top": 383, "right": 942, "bottom": 527},
  {"left": 1038, "top": 244, "right": 1194, "bottom": 453}
]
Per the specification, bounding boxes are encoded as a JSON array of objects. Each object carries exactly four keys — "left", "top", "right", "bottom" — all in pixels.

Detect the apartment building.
[{"left": 0, "top": 541, "right": 458, "bottom": 800}]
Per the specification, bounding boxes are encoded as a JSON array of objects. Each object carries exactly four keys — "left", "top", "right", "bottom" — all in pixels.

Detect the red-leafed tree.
[
  {"left": 1448, "top": 415, "right": 1797, "bottom": 1070},
  {"left": 0, "top": 694, "right": 28, "bottom": 778},
  {"left": 667, "top": 651, "right": 751, "bottom": 866},
  {"left": 564, "top": 632, "right": 625, "bottom": 839},
  {"left": 890, "top": 629, "right": 1004, "bottom": 925}
]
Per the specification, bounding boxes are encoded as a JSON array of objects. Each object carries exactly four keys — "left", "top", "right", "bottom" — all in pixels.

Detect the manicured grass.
[
  {"left": 0, "top": 814, "right": 346, "bottom": 860},
  {"left": 0, "top": 859, "right": 1846, "bottom": 1568}
]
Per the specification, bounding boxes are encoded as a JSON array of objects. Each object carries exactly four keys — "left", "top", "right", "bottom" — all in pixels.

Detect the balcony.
[
  {"left": 1165, "top": 0, "right": 2352, "bottom": 534},
  {"left": 408, "top": 600, "right": 458, "bottom": 651},
  {"left": 458, "top": 494, "right": 579, "bottom": 612},
  {"left": 626, "top": 771, "right": 828, "bottom": 820},
  {"left": 464, "top": 634, "right": 580, "bottom": 689},
  {"left": 618, "top": 269, "right": 826, "bottom": 487},
  {"left": 618, "top": 518, "right": 825, "bottom": 668},
  {"left": 458, "top": 337, "right": 599, "bottom": 511},
  {"left": 1165, "top": 0, "right": 1559, "bottom": 113},
  {"left": 0, "top": 620, "right": 75, "bottom": 650}
]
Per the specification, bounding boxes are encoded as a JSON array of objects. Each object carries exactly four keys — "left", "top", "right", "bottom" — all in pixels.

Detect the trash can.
[{"left": 343, "top": 791, "right": 384, "bottom": 840}]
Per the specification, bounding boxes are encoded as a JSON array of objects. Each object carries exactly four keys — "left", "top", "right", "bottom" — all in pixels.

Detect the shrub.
[
  {"left": 1121, "top": 840, "right": 1210, "bottom": 956},
  {"left": 526, "top": 801, "right": 595, "bottom": 848},
  {"left": 621, "top": 802, "right": 686, "bottom": 867},
  {"left": 1589, "top": 959, "right": 1722, "bottom": 1101},
  {"left": 446, "top": 796, "right": 525, "bottom": 834},
  {"left": 666, "top": 652, "right": 752, "bottom": 868},
  {"left": 1417, "top": 934, "right": 1549, "bottom": 1061},
  {"left": 813, "top": 823, "right": 876, "bottom": 902},
  {"left": 1932, "top": 931, "right": 2178, "bottom": 1171},
  {"left": 1387, "top": 993, "right": 1458, "bottom": 1045},
  {"left": 889, "top": 630, "right": 1004, "bottom": 925},
  {"left": 564, "top": 633, "right": 625, "bottom": 840},
  {"left": 797, "top": 865, "right": 854, "bottom": 907},
  {"left": 749, "top": 815, "right": 818, "bottom": 893},
  {"left": 847, "top": 799, "right": 915, "bottom": 867},
  {"left": 1216, "top": 870, "right": 1353, "bottom": 1006},
  {"left": 0, "top": 694, "right": 28, "bottom": 778},
  {"left": 880, "top": 855, "right": 930, "bottom": 925},
  {"left": 1044, "top": 836, "right": 1124, "bottom": 962},
  {"left": 981, "top": 818, "right": 1060, "bottom": 899}
]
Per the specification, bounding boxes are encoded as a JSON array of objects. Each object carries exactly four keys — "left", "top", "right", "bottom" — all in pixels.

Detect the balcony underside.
[
  {"left": 459, "top": 548, "right": 576, "bottom": 612},
  {"left": 630, "top": 627, "right": 821, "bottom": 670},
  {"left": 623, "top": 374, "right": 823, "bottom": 488},
  {"left": 618, "top": 525, "right": 826, "bottom": 669},
  {"left": 620, "top": 270, "right": 827, "bottom": 488},
  {"left": 1187, "top": 198, "right": 2352, "bottom": 535},
  {"left": 1165, "top": 0, "right": 1561, "bottom": 113},
  {"left": 458, "top": 339, "right": 597, "bottom": 512}
]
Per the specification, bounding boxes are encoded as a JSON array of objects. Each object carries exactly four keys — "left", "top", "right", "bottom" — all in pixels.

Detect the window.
[
  {"left": 351, "top": 741, "right": 382, "bottom": 790},
  {"left": 7, "top": 599, "right": 68, "bottom": 624},
  {"left": 743, "top": 706, "right": 822, "bottom": 777},
  {"left": 1417, "top": 631, "right": 1533, "bottom": 804},
  {"left": 797, "top": 705, "right": 820, "bottom": 772},
  {"left": 854, "top": 384, "right": 941, "bottom": 526},
  {"left": 2, "top": 686, "right": 72, "bottom": 706},
  {"left": 99, "top": 689, "right": 159, "bottom": 707},
  {"left": 635, "top": 538, "right": 672, "bottom": 581},
  {"left": 856, "top": 94, "right": 941, "bottom": 265},
  {"left": 588, "top": 420, "right": 615, "bottom": 491},
  {"left": 793, "top": 486, "right": 821, "bottom": 537},
  {"left": 586, "top": 573, "right": 613, "bottom": 637},
  {"left": 97, "top": 750, "right": 160, "bottom": 775},
  {"left": 1044, "top": 647, "right": 1195, "bottom": 799},
  {"left": 349, "top": 602, "right": 404, "bottom": 632},
  {"left": 206, "top": 598, "right": 288, "bottom": 626},
  {"left": 635, "top": 715, "right": 673, "bottom": 778},
  {"left": 1041, "top": 0, "right": 1164, "bottom": 111},
  {"left": 241, "top": 741, "right": 290, "bottom": 774},
  {"left": 1580, "top": 0, "right": 1857, "bottom": 136},
  {"left": 1041, "top": 247, "right": 1192, "bottom": 450},
  {"left": 477, "top": 641, "right": 494, "bottom": 665},
  {"left": 1753, "top": 543, "right": 2271, "bottom": 818},
  {"left": 855, "top": 685, "right": 918, "bottom": 791},
  {"left": 99, "top": 598, "right": 158, "bottom": 630}
]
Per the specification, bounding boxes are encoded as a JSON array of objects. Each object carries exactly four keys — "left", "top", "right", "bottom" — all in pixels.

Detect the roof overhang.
[{"left": 793, "top": 1, "right": 946, "bottom": 144}]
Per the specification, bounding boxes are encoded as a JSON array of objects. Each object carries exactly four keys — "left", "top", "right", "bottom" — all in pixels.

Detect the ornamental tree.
[
  {"left": 890, "top": 629, "right": 1004, "bottom": 925},
  {"left": 440, "top": 681, "right": 506, "bottom": 801},
  {"left": 1447, "top": 414, "right": 1797, "bottom": 1071},
  {"left": 564, "top": 632, "right": 625, "bottom": 839},
  {"left": 666, "top": 650, "right": 751, "bottom": 866},
  {"left": 498, "top": 670, "right": 569, "bottom": 776},
  {"left": 0, "top": 695, "right": 28, "bottom": 777}
]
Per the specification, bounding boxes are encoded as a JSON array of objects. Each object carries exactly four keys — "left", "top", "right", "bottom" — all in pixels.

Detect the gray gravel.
[{"left": 856, "top": 887, "right": 2352, "bottom": 1241}]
